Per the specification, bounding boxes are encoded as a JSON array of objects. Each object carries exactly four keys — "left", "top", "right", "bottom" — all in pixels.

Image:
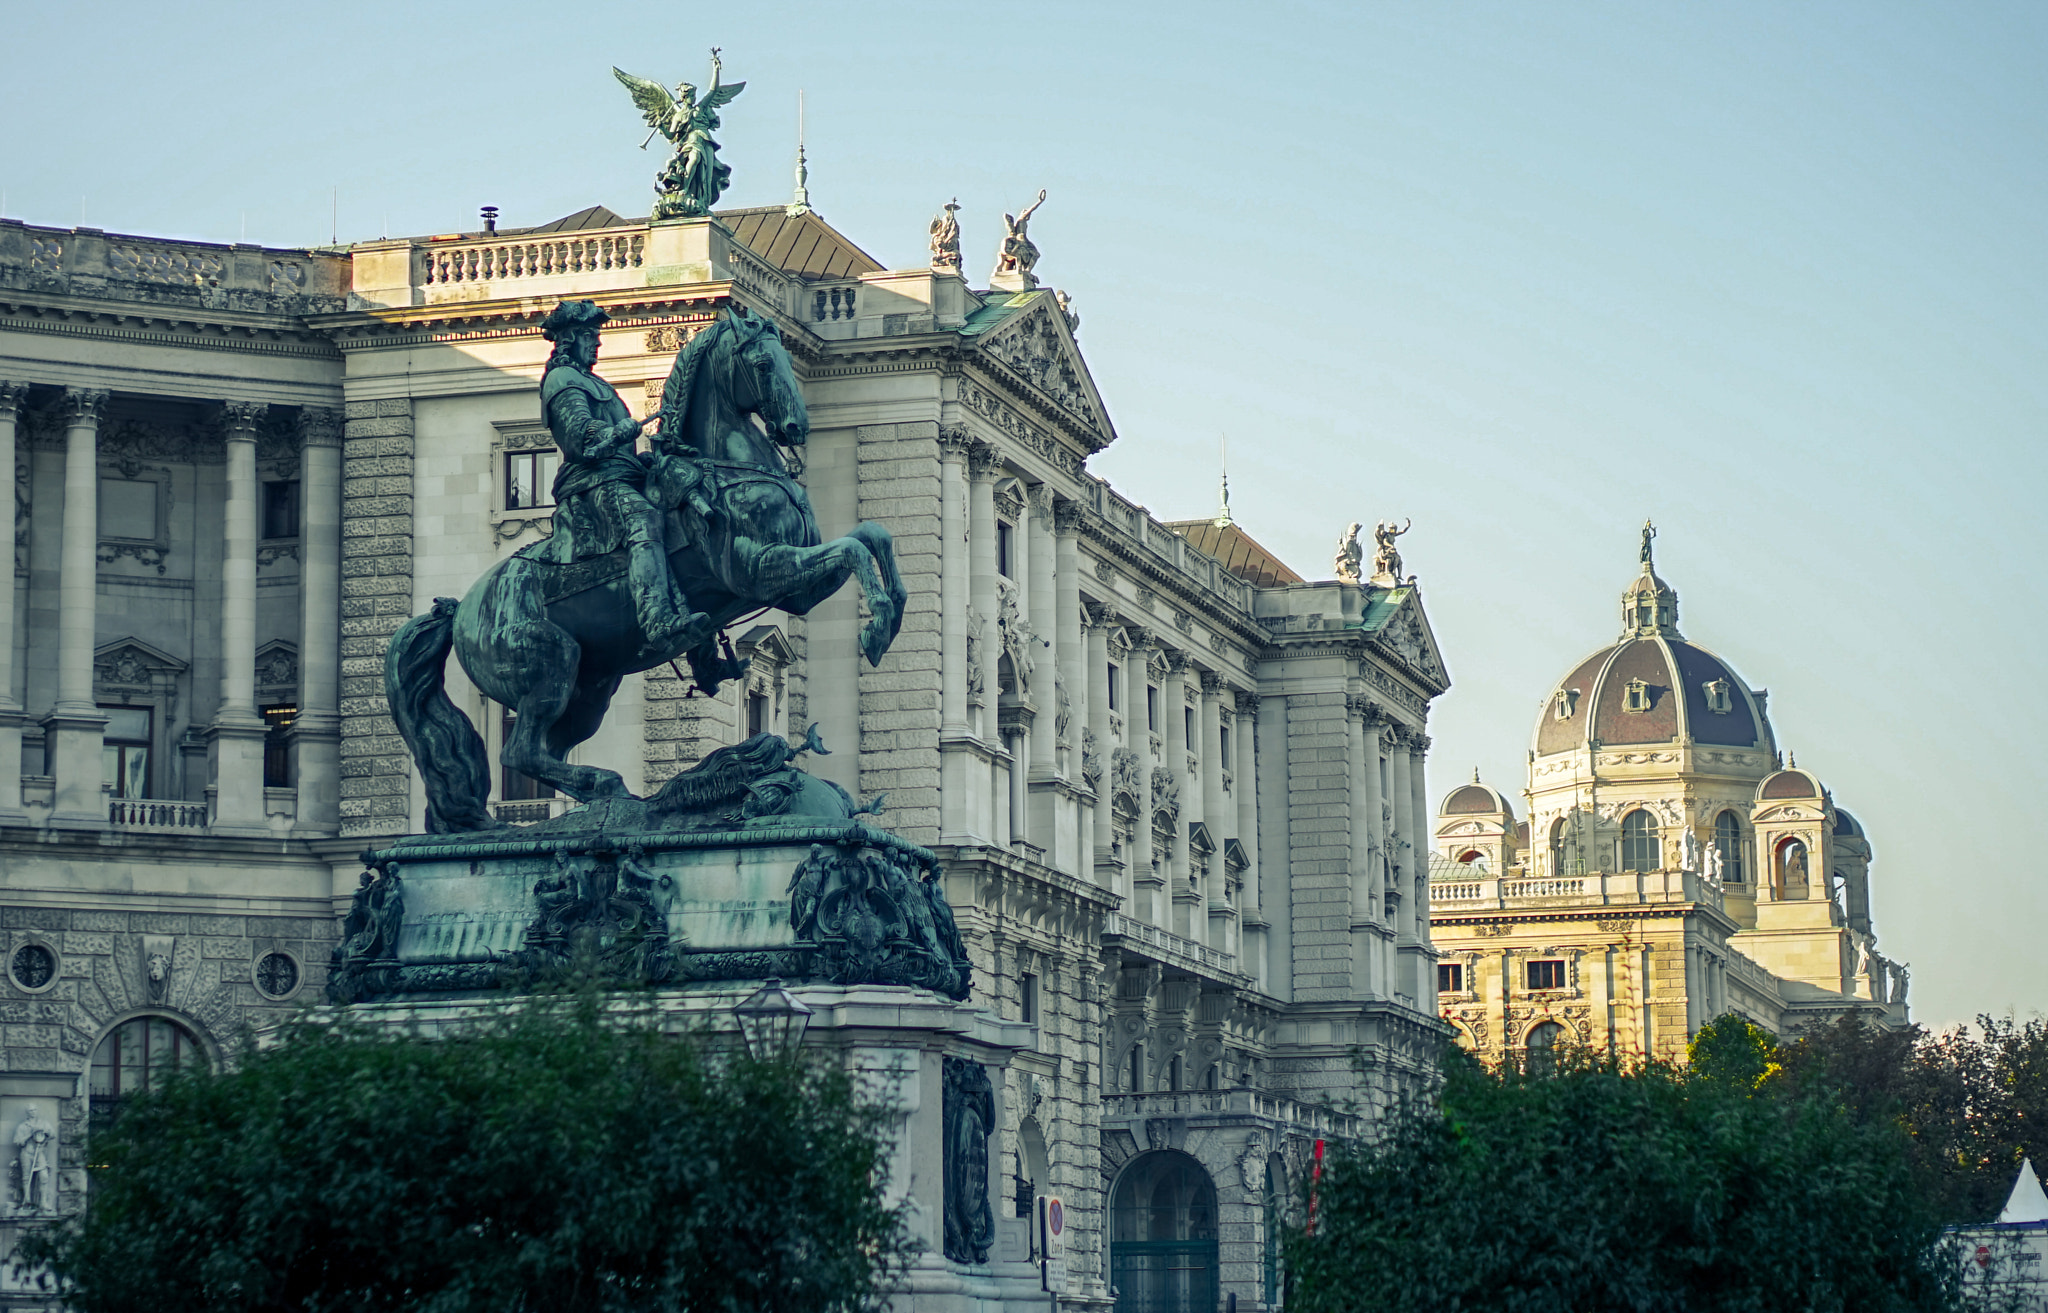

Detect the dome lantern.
[{"left": 1621, "top": 519, "right": 1680, "bottom": 638}]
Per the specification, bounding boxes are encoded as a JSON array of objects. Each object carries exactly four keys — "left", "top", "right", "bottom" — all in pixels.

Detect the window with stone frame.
[
  {"left": 1715, "top": 810, "right": 1747, "bottom": 884},
  {"left": 1146, "top": 685, "right": 1159, "bottom": 733},
  {"left": 261, "top": 479, "right": 300, "bottom": 539},
  {"left": 262, "top": 703, "right": 296, "bottom": 788},
  {"left": 1703, "top": 677, "right": 1734, "bottom": 714},
  {"left": 1526, "top": 959, "right": 1567, "bottom": 991},
  {"left": 1621, "top": 808, "right": 1659, "bottom": 872},
  {"left": 90, "top": 1016, "right": 203, "bottom": 1124},
  {"left": 995, "top": 520, "right": 1013, "bottom": 578},
  {"left": 1438, "top": 962, "right": 1464, "bottom": 994},
  {"left": 505, "top": 448, "right": 560, "bottom": 511},
  {"left": 1106, "top": 662, "right": 1119, "bottom": 711},
  {"left": 1623, "top": 678, "right": 1652, "bottom": 713},
  {"left": 100, "top": 705, "right": 152, "bottom": 799},
  {"left": 1019, "top": 972, "right": 1039, "bottom": 1024},
  {"left": 1525, "top": 1020, "right": 1565, "bottom": 1075}
]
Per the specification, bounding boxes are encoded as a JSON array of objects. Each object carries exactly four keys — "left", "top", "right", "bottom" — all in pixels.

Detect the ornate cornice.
[{"left": 0, "top": 300, "right": 343, "bottom": 362}]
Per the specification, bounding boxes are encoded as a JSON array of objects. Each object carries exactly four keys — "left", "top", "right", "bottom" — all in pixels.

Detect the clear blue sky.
[{"left": 7, "top": 1, "right": 2043, "bottom": 1028}]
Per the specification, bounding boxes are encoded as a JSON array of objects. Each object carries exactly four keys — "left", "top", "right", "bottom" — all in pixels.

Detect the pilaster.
[{"left": 0, "top": 381, "right": 26, "bottom": 822}]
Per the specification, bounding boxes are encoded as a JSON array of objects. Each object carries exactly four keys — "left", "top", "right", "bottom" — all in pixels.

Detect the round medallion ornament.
[
  {"left": 254, "top": 951, "right": 299, "bottom": 1000},
  {"left": 10, "top": 944, "right": 56, "bottom": 991}
]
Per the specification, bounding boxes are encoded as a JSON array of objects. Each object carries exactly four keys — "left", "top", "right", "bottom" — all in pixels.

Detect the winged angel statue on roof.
[{"left": 615, "top": 50, "right": 746, "bottom": 219}]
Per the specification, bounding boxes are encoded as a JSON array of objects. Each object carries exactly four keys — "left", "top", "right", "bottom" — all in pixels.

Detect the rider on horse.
[{"left": 538, "top": 300, "right": 709, "bottom": 651}]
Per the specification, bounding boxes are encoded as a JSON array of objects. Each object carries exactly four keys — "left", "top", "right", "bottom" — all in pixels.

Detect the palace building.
[
  {"left": 0, "top": 182, "right": 1448, "bottom": 1311},
  {"left": 1429, "top": 539, "right": 1906, "bottom": 1066}
]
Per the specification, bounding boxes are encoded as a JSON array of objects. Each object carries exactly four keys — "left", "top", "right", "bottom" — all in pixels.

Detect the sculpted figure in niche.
[
  {"left": 1238, "top": 1130, "right": 1267, "bottom": 1193},
  {"left": 13, "top": 1106, "right": 53, "bottom": 1215},
  {"left": 1777, "top": 839, "right": 1810, "bottom": 900}
]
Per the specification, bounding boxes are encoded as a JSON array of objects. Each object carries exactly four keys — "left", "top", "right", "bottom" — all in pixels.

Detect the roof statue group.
[{"left": 1335, "top": 519, "right": 1412, "bottom": 587}]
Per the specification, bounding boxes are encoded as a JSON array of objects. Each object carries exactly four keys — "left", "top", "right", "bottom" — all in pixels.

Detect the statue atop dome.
[{"left": 1640, "top": 518, "right": 1656, "bottom": 568}]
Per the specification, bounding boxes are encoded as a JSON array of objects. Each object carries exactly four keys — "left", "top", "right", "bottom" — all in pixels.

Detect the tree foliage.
[
  {"left": 21, "top": 996, "right": 911, "bottom": 1313},
  {"left": 1286, "top": 1032, "right": 1962, "bottom": 1313}
]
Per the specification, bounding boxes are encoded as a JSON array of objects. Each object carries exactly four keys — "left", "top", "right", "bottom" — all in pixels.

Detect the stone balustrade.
[
  {"left": 1100, "top": 1088, "right": 1363, "bottom": 1138},
  {"left": 108, "top": 798, "right": 208, "bottom": 831},
  {"left": 1103, "top": 910, "right": 1247, "bottom": 981},
  {"left": 423, "top": 232, "right": 646, "bottom": 286},
  {"left": 1078, "top": 478, "right": 1255, "bottom": 617},
  {"left": 1431, "top": 867, "right": 1720, "bottom": 910}
]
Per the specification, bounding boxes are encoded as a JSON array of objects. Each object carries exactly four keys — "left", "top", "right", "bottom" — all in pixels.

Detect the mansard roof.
[{"left": 716, "top": 206, "right": 884, "bottom": 279}]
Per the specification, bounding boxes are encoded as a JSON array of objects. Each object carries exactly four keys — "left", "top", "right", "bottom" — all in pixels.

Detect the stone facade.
[
  {"left": 1429, "top": 547, "right": 1907, "bottom": 1067},
  {"left": 0, "top": 201, "right": 1449, "bottom": 1312}
]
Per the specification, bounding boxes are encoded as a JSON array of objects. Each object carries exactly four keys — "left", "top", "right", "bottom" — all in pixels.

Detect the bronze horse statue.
[{"left": 386, "top": 307, "right": 907, "bottom": 831}]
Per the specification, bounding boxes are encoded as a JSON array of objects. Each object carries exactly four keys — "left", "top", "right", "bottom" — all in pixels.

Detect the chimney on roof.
[{"left": 481, "top": 206, "right": 499, "bottom": 235}]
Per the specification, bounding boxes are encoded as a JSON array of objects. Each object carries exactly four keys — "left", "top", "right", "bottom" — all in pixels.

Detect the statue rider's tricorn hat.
[{"left": 540, "top": 299, "right": 609, "bottom": 340}]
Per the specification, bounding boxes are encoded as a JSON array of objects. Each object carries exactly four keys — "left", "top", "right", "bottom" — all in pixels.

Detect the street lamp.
[{"left": 733, "top": 978, "right": 813, "bottom": 1059}]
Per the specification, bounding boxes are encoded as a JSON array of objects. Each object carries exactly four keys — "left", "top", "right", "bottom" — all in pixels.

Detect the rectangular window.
[
  {"left": 1438, "top": 962, "right": 1464, "bottom": 994},
  {"left": 1019, "top": 972, "right": 1038, "bottom": 1024},
  {"left": 1219, "top": 725, "right": 1231, "bottom": 762},
  {"left": 505, "top": 450, "right": 561, "bottom": 510},
  {"left": 1184, "top": 706, "right": 1195, "bottom": 745},
  {"left": 261, "top": 704, "right": 296, "bottom": 789},
  {"left": 1526, "top": 959, "right": 1567, "bottom": 991},
  {"left": 1106, "top": 663, "right": 1119, "bottom": 711},
  {"left": 1146, "top": 686, "right": 1159, "bottom": 733},
  {"left": 746, "top": 691, "right": 768, "bottom": 738},
  {"left": 996, "top": 522, "right": 1013, "bottom": 578},
  {"left": 262, "top": 480, "right": 300, "bottom": 540},
  {"left": 100, "top": 705, "right": 151, "bottom": 799},
  {"left": 498, "top": 707, "right": 555, "bottom": 801}
]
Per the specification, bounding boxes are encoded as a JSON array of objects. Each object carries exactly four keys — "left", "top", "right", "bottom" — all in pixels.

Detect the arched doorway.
[{"left": 1111, "top": 1150, "right": 1218, "bottom": 1313}]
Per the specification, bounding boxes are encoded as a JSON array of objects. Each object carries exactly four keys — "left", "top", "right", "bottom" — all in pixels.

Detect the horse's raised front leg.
[
  {"left": 846, "top": 521, "right": 909, "bottom": 650},
  {"left": 747, "top": 535, "right": 898, "bottom": 666}
]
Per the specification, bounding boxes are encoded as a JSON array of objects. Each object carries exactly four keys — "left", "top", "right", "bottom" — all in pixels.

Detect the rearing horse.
[{"left": 386, "top": 308, "right": 908, "bottom": 831}]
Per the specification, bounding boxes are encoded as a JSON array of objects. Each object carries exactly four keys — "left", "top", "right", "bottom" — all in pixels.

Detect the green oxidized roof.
[
  {"left": 958, "top": 291, "right": 1044, "bottom": 337},
  {"left": 1357, "top": 586, "right": 1414, "bottom": 633}
]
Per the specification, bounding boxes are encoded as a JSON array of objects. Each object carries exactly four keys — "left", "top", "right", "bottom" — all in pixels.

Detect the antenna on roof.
[
  {"left": 786, "top": 90, "right": 812, "bottom": 218},
  {"left": 1212, "top": 434, "right": 1232, "bottom": 528}
]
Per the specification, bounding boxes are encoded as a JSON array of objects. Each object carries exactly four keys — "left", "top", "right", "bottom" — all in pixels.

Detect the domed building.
[{"left": 1429, "top": 527, "right": 1906, "bottom": 1064}]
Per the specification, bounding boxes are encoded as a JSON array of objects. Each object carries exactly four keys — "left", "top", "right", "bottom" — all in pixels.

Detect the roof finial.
[
  {"left": 785, "top": 90, "right": 811, "bottom": 217},
  {"left": 1788, "top": 750, "right": 1796, "bottom": 768},
  {"left": 1640, "top": 518, "right": 1656, "bottom": 571},
  {"left": 1213, "top": 434, "right": 1233, "bottom": 527},
  {"left": 1472, "top": 766, "right": 1481, "bottom": 784}
]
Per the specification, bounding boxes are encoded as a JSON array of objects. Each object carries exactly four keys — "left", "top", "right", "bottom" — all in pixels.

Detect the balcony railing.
[
  {"left": 1101, "top": 1089, "right": 1362, "bottom": 1138},
  {"left": 1431, "top": 867, "right": 1716, "bottom": 910},
  {"left": 1103, "top": 912, "right": 1244, "bottom": 981},
  {"left": 108, "top": 798, "right": 207, "bottom": 831}
]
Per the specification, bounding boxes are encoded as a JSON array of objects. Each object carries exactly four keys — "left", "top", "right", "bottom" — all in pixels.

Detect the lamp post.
[{"left": 733, "top": 978, "right": 813, "bottom": 1058}]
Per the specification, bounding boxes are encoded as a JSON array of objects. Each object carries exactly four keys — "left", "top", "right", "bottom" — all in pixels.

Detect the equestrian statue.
[{"left": 386, "top": 298, "right": 908, "bottom": 832}]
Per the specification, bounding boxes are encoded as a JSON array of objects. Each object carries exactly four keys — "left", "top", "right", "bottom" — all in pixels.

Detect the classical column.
[
  {"left": 208, "top": 401, "right": 269, "bottom": 832},
  {"left": 1026, "top": 486, "right": 1057, "bottom": 780},
  {"left": 938, "top": 429, "right": 971, "bottom": 735},
  {"left": 1199, "top": 671, "right": 1229, "bottom": 946},
  {"left": 1387, "top": 728, "right": 1415, "bottom": 985},
  {"left": 1054, "top": 501, "right": 1085, "bottom": 782},
  {"left": 1162, "top": 649, "right": 1196, "bottom": 940},
  {"left": 1085, "top": 603, "right": 1115, "bottom": 874},
  {"left": 1359, "top": 703, "right": 1387, "bottom": 912},
  {"left": 292, "top": 406, "right": 343, "bottom": 834},
  {"left": 0, "top": 382, "right": 26, "bottom": 821},
  {"left": 967, "top": 443, "right": 1001, "bottom": 741},
  {"left": 1235, "top": 690, "right": 1263, "bottom": 985},
  {"left": 46, "top": 387, "right": 108, "bottom": 826},
  {"left": 1405, "top": 731, "right": 1434, "bottom": 1004},
  {"left": 1126, "top": 631, "right": 1158, "bottom": 924},
  {"left": 1347, "top": 696, "right": 1372, "bottom": 924}
]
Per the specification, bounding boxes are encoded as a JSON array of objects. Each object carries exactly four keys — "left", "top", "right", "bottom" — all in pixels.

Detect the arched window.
[
  {"left": 1714, "top": 811, "right": 1746, "bottom": 884},
  {"left": 1456, "top": 849, "right": 1490, "bottom": 874},
  {"left": 1775, "top": 838, "right": 1810, "bottom": 901},
  {"left": 89, "top": 1016, "right": 204, "bottom": 1122},
  {"left": 1621, "top": 810, "right": 1659, "bottom": 872},
  {"left": 1111, "top": 1151, "right": 1218, "bottom": 1313},
  {"left": 1550, "top": 818, "right": 1582, "bottom": 877},
  {"left": 1525, "top": 1020, "right": 1564, "bottom": 1075}
]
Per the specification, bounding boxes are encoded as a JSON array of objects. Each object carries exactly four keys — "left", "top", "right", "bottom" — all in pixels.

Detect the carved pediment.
[
  {"left": 94, "top": 637, "right": 186, "bottom": 691},
  {"left": 1752, "top": 805, "right": 1812, "bottom": 824},
  {"left": 255, "top": 640, "right": 298, "bottom": 695},
  {"left": 1367, "top": 592, "right": 1449, "bottom": 692},
  {"left": 970, "top": 293, "right": 1114, "bottom": 447}
]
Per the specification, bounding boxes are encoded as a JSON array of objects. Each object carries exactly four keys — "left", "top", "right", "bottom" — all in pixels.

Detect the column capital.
[
  {"left": 298, "top": 405, "right": 342, "bottom": 448},
  {"left": 937, "top": 424, "right": 974, "bottom": 460},
  {"left": 221, "top": 400, "right": 269, "bottom": 438},
  {"left": 1198, "top": 670, "right": 1224, "bottom": 694},
  {"left": 1234, "top": 689, "right": 1261, "bottom": 715},
  {"left": 1024, "top": 483, "right": 1056, "bottom": 518},
  {"left": 1349, "top": 694, "right": 1387, "bottom": 725},
  {"left": 0, "top": 382, "right": 27, "bottom": 421},
  {"left": 1160, "top": 647, "right": 1190, "bottom": 676},
  {"left": 1081, "top": 598, "right": 1116, "bottom": 630},
  {"left": 59, "top": 388, "right": 108, "bottom": 426},
  {"left": 967, "top": 439, "right": 1004, "bottom": 480},
  {"left": 1053, "top": 497, "right": 1088, "bottom": 534},
  {"left": 1121, "top": 623, "right": 1154, "bottom": 653}
]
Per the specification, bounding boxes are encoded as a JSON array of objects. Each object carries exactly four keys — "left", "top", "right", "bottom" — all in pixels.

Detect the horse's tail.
[{"left": 385, "top": 597, "right": 497, "bottom": 833}]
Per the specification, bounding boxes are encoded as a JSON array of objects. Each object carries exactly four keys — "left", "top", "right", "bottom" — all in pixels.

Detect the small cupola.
[{"left": 1621, "top": 519, "right": 1680, "bottom": 638}]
